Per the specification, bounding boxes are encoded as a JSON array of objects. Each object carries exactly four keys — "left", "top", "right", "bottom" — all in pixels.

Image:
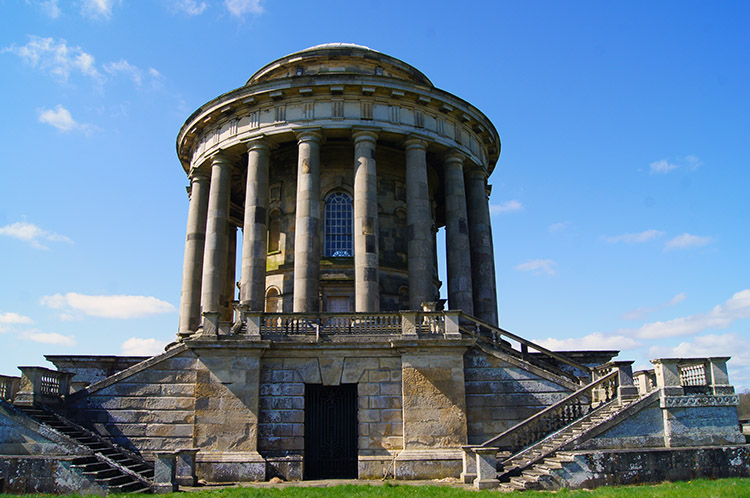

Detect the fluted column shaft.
[
  {"left": 353, "top": 130, "right": 380, "bottom": 312},
  {"left": 178, "top": 172, "right": 209, "bottom": 336},
  {"left": 200, "top": 153, "right": 232, "bottom": 317},
  {"left": 293, "top": 131, "right": 322, "bottom": 312},
  {"left": 465, "top": 166, "right": 498, "bottom": 325},
  {"left": 443, "top": 152, "right": 474, "bottom": 314},
  {"left": 240, "top": 140, "right": 270, "bottom": 311},
  {"left": 404, "top": 137, "right": 435, "bottom": 310}
]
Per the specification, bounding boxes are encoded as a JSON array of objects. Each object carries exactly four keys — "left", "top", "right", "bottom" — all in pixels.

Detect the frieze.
[{"left": 661, "top": 395, "right": 739, "bottom": 408}]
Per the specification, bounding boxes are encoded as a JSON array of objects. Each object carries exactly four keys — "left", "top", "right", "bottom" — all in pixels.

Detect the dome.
[{"left": 246, "top": 43, "right": 433, "bottom": 87}]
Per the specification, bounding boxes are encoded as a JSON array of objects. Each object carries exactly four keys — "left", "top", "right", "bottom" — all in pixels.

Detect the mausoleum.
[{"left": 0, "top": 44, "right": 747, "bottom": 494}]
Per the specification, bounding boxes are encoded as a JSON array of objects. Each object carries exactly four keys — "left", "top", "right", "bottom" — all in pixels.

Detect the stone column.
[
  {"left": 200, "top": 153, "right": 232, "bottom": 333},
  {"left": 465, "top": 165, "right": 498, "bottom": 325},
  {"left": 293, "top": 130, "right": 322, "bottom": 312},
  {"left": 353, "top": 129, "right": 379, "bottom": 312},
  {"left": 223, "top": 224, "right": 237, "bottom": 322},
  {"left": 240, "top": 139, "right": 270, "bottom": 311},
  {"left": 178, "top": 171, "right": 210, "bottom": 337},
  {"left": 404, "top": 137, "right": 435, "bottom": 310},
  {"left": 443, "top": 152, "right": 474, "bottom": 315}
]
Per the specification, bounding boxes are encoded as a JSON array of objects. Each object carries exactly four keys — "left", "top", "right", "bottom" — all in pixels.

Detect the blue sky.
[{"left": 1, "top": 1, "right": 749, "bottom": 389}]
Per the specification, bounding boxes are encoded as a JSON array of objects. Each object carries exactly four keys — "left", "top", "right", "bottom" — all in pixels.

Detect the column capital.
[
  {"left": 209, "top": 151, "right": 232, "bottom": 167},
  {"left": 188, "top": 168, "right": 210, "bottom": 182},
  {"left": 352, "top": 127, "right": 379, "bottom": 144},
  {"left": 403, "top": 133, "right": 430, "bottom": 150},
  {"left": 464, "top": 162, "right": 488, "bottom": 181},
  {"left": 295, "top": 128, "right": 323, "bottom": 144},
  {"left": 243, "top": 136, "right": 273, "bottom": 153},
  {"left": 444, "top": 149, "right": 466, "bottom": 165}
]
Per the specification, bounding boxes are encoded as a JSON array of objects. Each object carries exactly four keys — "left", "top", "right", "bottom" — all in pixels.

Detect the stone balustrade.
[
  {"left": 651, "top": 357, "right": 733, "bottom": 396},
  {"left": 0, "top": 375, "right": 20, "bottom": 402},
  {"left": 14, "top": 366, "right": 73, "bottom": 406}
]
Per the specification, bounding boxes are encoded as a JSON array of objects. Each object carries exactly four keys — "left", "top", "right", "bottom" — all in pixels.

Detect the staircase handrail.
[
  {"left": 480, "top": 369, "right": 618, "bottom": 452},
  {"left": 459, "top": 312, "right": 592, "bottom": 378}
]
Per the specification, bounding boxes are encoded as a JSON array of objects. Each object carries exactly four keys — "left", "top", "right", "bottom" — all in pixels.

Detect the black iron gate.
[{"left": 304, "top": 383, "right": 358, "bottom": 479}]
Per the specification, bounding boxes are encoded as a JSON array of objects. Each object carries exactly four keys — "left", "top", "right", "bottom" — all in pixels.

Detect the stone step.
[
  {"left": 96, "top": 474, "right": 134, "bottom": 487},
  {"left": 83, "top": 468, "right": 121, "bottom": 479}
]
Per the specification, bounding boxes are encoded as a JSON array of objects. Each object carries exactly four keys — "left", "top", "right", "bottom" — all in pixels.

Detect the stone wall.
[
  {"left": 65, "top": 348, "right": 198, "bottom": 458},
  {"left": 257, "top": 346, "right": 403, "bottom": 480},
  {"left": 579, "top": 398, "right": 665, "bottom": 450},
  {"left": 0, "top": 401, "right": 87, "bottom": 457},
  {"left": 0, "top": 456, "right": 107, "bottom": 494},
  {"left": 547, "top": 446, "right": 750, "bottom": 489},
  {"left": 463, "top": 349, "right": 572, "bottom": 444}
]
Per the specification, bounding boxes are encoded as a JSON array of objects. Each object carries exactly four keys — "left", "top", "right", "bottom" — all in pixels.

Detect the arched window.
[
  {"left": 267, "top": 209, "right": 281, "bottom": 253},
  {"left": 324, "top": 192, "right": 353, "bottom": 257},
  {"left": 265, "top": 287, "right": 281, "bottom": 312}
]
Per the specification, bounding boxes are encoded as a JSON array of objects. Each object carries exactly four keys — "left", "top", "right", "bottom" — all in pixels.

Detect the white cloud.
[
  {"left": 536, "top": 332, "right": 641, "bottom": 352},
  {"left": 28, "top": 0, "right": 61, "bottom": 18},
  {"left": 684, "top": 154, "right": 702, "bottom": 170},
  {"left": 490, "top": 200, "right": 523, "bottom": 214},
  {"left": 649, "top": 159, "right": 678, "bottom": 174},
  {"left": 622, "top": 292, "right": 686, "bottom": 321},
  {"left": 41, "top": 292, "right": 176, "bottom": 319},
  {"left": 225, "top": 0, "right": 264, "bottom": 16},
  {"left": 632, "top": 289, "right": 750, "bottom": 339},
  {"left": 515, "top": 259, "right": 556, "bottom": 276},
  {"left": 172, "top": 0, "right": 208, "bottom": 15},
  {"left": 0, "top": 312, "right": 34, "bottom": 333},
  {"left": 0, "top": 313, "right": 34, "bottom": 325},
  {"left": 0, "top": 221, "right": 73, "bottom": 249},
  {"left": 104, "top": 59, "right": 143, "bottom": 85},
  {"left": 664, "top": 233, "right": 712, "bottom": 250},
  {"left": 81, "top": 0, "right": 118, "bottom": 20},
  {"left": 121, "top": 337, "right": 167, "bottom": 356},
  {"left": 548, "top": 221, "right": 571, "bottom": 233},
  {"left": 18, "top": 329, "right": 76, "bottom": 346},
  {"left": 38, "top": 105, "right": 92, "bottom": 134},
  {"left": 648, "top": 333, "right": 750, "bottom": 371},
  {"left": 604, "top": 229, "right": 664, "bottom": 244},
  {"left": 3, "top": 36, "right": 102, "bottom": 82}
]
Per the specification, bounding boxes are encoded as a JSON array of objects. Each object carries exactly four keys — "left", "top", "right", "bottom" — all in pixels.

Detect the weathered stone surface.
[
  {"left": 0, "top": 456, "right": 107, "bottom": 494},
  {"left": 550, "top": 446, "right": 750, "bottom": 489}
]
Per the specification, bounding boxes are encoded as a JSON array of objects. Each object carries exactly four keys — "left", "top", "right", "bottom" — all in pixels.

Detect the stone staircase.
[
  {"left": 14, "top": 405, "right": 154, "bottom": 493},
  {"left": 501, "top": 398, "right": 630, "bottom": 490}
]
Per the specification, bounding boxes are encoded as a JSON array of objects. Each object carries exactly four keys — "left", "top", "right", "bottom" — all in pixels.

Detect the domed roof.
[{"left": 246, "top": 43, "right": 433, "bottom": 87}]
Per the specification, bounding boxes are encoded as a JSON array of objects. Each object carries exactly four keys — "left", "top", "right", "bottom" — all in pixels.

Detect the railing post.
[
  {"left": 444, "top": 310, "right": 462, "bottom": 339},
  {"left": 400, "top": 311, "right": 418, "bottom": 338},
  {"left": 474, "top": 447, "right": 500, "bottom": 489},
  {"left": 611, "top": 361, "right": 639, "bottom": 401},
  {"left": 245, "top": 310, "right": 262, "bottom": 340},
  {"left": 633, "top": 369, "right": 656, "bottom": 395},
  {"left": 153, "top": 451, "right": 178, "bottom": 493},
  {"left": 651, "top": 358, "right": 684, "bottom": 396},
  {"left": 460, "top": 446, "right": 477, "bottom": 484},
  {"left": 175, "top": 449, "right": 199, "bottom": 487},
  {"left": 707, "top": 357, "right": 733, "bottom": 395}
]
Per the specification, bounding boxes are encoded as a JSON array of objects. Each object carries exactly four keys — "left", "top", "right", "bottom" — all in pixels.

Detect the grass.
[{"left": 4, "top": 479, "right": 750, "bottom": 498}]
